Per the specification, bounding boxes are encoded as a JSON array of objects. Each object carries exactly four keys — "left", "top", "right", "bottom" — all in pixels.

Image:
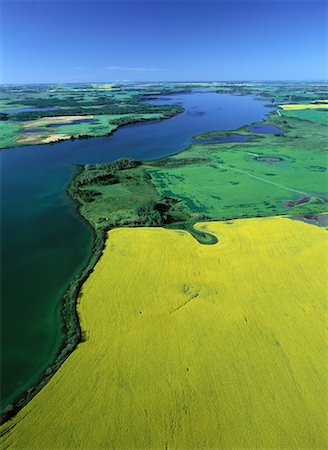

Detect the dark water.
[
  {"left": 198, "top": 135, "right": 251, "bottom": 144},
  {"left": 20, "top": 129, "right": 46, "bottom": 133},
  {"left": 247, "top": 124, "right": 285, "bottom": 134},
  {"left": 48, "top": 119, "right": 96, "bottom": 128},
  {"left": 210, "top": 135, "right": 250, "bottom": 142},
  {"left": 0, "top": 92, "right": 272, "bottom": 408},
  {"left": 3, "top": 107, "right": 58, "bottom": 114}
]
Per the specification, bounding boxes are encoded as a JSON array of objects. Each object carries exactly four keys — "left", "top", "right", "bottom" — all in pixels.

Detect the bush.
[
  {"left": 77, "top": 189, "right": 101, "bottom": 203},
  {"left": 136, "top": 200, "right": 163, "bottom": 226},
  {"left": 76, "top": 172, "right": 118, "bottom": 187},
  {"left": 111, "top": 157, "right": 141, "bottom": 170}
]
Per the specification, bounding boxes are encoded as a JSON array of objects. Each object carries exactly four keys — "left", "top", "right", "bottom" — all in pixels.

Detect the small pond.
[{"left": 247, "top": 124, "right": 285, "bottom": 134}]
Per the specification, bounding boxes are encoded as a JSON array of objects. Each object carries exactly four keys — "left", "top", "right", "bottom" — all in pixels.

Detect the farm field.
[
  {"left": 1, "top": 82, "right": 327, "bottom": 447},
  {"left": 279, "top": 100, "right": 328, "bottom": 110},
  {"left": 0, "top": 83, "right": 184, "bottom": 148},
  {"left": 146, "top": 100, "right": 327, "bottom": 220},
  {"left": 2, "top": 0, "right": 328, "bottom": 444},
  {"left": 70, "top": 89, "right": 328, "bottom": 230},
  {"left": 1, "top": 81, "right": 327, "bottom": 149},
  {"left": 1, "top": 86, "right": 274, "bottom": 415},
  {"left": 11, "top": 112, "right": 165, "bottom": 146},
  {"left": 1, "top": 216, "right": 327, "bottom": 449},
  {"left": 279, "top": 108, "right": 328, "bottom": 125},
  {"left": 214, "top": 81, "right": 328, "bottom": 104}
]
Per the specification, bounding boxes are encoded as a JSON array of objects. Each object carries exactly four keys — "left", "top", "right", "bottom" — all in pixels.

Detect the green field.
[
  {"left": 214, "top": 81, "right": 328, "bottom": 104},
  {"left": 0, "top": 83, "right": 185, "bottom": 148},
  {"left": 1, "top": 81, "right": 327, "bottom": 149},
  {"left": 280, "top": 108, "right": 328, "bottom": 125},
  {"left": 70, "top": 91, "right": 327, "bottom": 230},
  {"left": 0, "top": 121, "right": 21, "bottom": 148},
  {"left": 14, "top": 112, "right": 168, "bottom": 147},
  {"left": 147, "top": 140, "right": 327, "bottom": 220},
  {"left": 1, "top": 81, "right": 327, "bottom": 434}
]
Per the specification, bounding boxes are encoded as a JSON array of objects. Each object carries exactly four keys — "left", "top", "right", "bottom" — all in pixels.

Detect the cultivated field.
[
  {"left": 279, "top": 100, "right": 328, "bottom": 110},
  {"left": 1, "top": 217, "right": 327, "bottom": 449},
  {"left": 147, "top": 104, "right": 327, "bottom": 220},
  {"left": 0, "top": 83, "right": 184, "bottom": 148},
  {"left": 69, "top": 84, "right": 327, "bottom": 232}
]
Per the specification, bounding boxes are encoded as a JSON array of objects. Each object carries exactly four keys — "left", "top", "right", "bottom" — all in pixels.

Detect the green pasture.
[
  {"left": 70, "top": 104, "right": 327, "bottom": 232},
  {"left": 67, "top": 83, "right": 327, "bottom": 227},
  {"left": 281, "top": 108, "right": 328, "bottom": 125},
  {"left": 79, "top": 166, "right": 162, "bottom": 228},
  {"left": 1, "top": 81, "right": 327, "bottom": 148},
  {"left": 70, "top": 161, "right": 190, "bottom": 231},
  {"left": 40, "top": 113, "right": 163, "bottom": 137},
  {"left": 0, "top": 121, "right": 20, "bottom": 148},
  {"left": 146, "top": 110, "right": 328, "bottom": 220}
]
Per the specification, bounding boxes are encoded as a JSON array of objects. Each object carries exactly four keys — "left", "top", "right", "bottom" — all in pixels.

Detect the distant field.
[
  {"left": 280, "top": 108, "right": 328, "bottom": 125},
  {"left": 147, "top": 142, "right": 327, "bottom": 219},
  {"left": 1, "top": 217, "right": 327, "bottom": 449},
  {"left": 279, "top": 101, "right": 328, "bottom": 110},
  {"left": 0, "top": 83, "right": 184, "bottom": 148},
  {"left": 13, "top": 113, "right": 164, "bottom": 147},
  {"left": 1, "top": 81, "right": 327, "bottom": 149},
  {"left": 146, "top": 108, "right": 327, "bottom": 220},
  {"left": 68, "top": 97, "right": 327, "bottom": 231}
]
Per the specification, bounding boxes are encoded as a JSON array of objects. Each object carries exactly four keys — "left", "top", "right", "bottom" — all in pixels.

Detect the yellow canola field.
[
  {"left": 279, "top": 101, "right": 328, "bottom": 110},
  {"left": 1, "top": 217, "right": 327, "bottom": 449}
]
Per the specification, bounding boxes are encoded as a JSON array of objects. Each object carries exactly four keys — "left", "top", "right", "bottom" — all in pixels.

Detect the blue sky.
[{"left": 1, "top": 0, "right": 327, "bottom": 83}]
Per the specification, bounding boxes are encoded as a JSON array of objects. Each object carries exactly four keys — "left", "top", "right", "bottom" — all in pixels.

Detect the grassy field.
[
  {"left": 280, "top": 108, "right": 328, "bottom": 125},
  {"left": 13, "top": 113, "right": 165, "bottom": 147},
  {"left": 66, "top": 83, "right": 327, "bottom": 228},
  {"left": 145, "top": 103, "right": 327, "bottom": 220},
  {"left": 69, "top": 158, "right": 193, "bottom": 231},
  {"left": 1, "top": 216, "right": 327, "bottom": 449},
  {"left": 1, "top": 81, "right": 327, "bottom": 149},
  {"left": 0, "top": 83, "right": 184, "bottom": 148},
  {"left": 0, "top": 121, "right": 21, "bottom": 148},
  {"left": 214, "top": 81, "right": 328, "bottom": 104},
  {"left": 147, "top": 141, "right": 327, "bottom": 219},
  {"left": 1, "top": 82, "right": 327, "bottom": 446}
]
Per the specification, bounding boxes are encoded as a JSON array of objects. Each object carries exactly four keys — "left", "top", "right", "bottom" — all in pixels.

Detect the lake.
[
  {"left": 3, "top": 107, "right": 58, "bottom": 114},
  {"left": 0, "top": 91, "right": 272, "bottom": 409}
]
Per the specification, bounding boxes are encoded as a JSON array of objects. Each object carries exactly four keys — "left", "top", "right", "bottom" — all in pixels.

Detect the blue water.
[
  {"left": 47, "top": 119, "right": 96, "bottom": 128},
  {"left": 20, "top": 129, "right": 46, "bottom": 133},
  {"left": 247, "top": 124, "right": 285, "bottom": 134},
  {"left": 197, "top": 135, "right": 251, "bottom": 144},
  {"left": 0, "top": 92, "right": 272, "bottom": 408},
  {"left": 3, "top": 107, "right": 58, "bottom": 114}
]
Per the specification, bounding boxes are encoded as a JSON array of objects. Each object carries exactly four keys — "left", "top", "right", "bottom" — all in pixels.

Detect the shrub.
[
  {"left": 77, "top": 189, "right": 101, "bottom": 203},
  {"left": 136, "top": 201, "right": 163, "bottom": 226}
]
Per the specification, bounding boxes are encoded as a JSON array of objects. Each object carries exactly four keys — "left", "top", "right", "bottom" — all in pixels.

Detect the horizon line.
[{"left": 1, "top": 79, "right": 327, "bottom": 86}]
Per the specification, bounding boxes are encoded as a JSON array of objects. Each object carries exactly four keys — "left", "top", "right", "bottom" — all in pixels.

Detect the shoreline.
[
  {"left": 0, "top": 91, "right": 277, "bottom": 423},
  {"left": 0, "top": 89, "right": 299, "bottom": 423},
  {"left": 2, "top": 215, "right": 327, "bottom": 448},
  {"left": 0, "top": 164, "right": 108, "bottom": 424},
  {"left": 0, "top": 104, "right": 185, "bottom": 151},
  {"left": 0, "top": 96, "right": 185, "bottom": 422}
]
